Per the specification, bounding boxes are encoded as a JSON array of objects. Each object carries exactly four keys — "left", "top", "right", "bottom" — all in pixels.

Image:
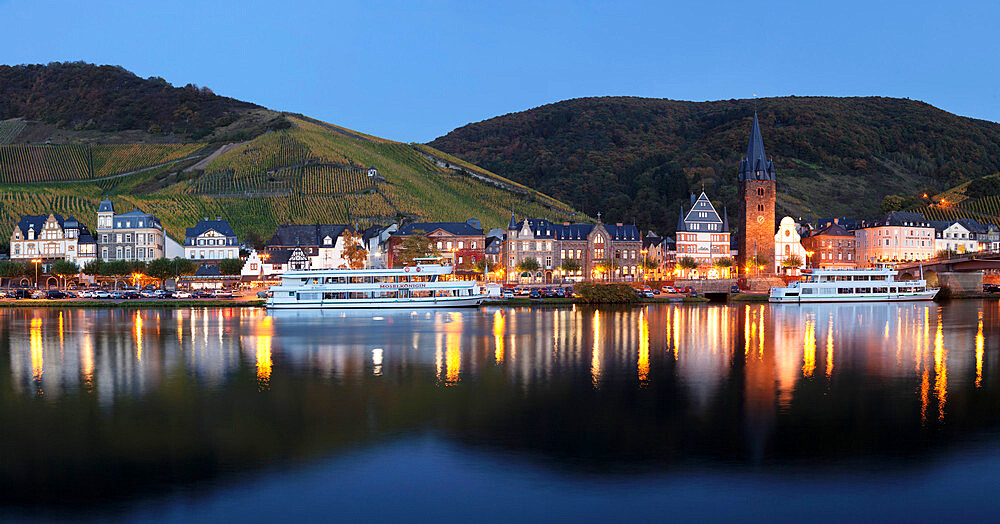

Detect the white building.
[
  {"left": 932, "top": 221, "right": 979, "bottom": 255},
  {"left": 185, "top": 218, "right": 240, "bottom": 261},
  {"left": 674, "top": 192, "right": 731, "bottom": 278},
  {"left": 9, "top": 214, "right": 97, "bottom": 265},
  {"left": 774, "top": 216, "right": 807, "bottom": 275}
]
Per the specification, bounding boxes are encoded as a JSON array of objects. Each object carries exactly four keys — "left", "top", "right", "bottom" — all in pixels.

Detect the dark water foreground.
[{"left": 2, "top": 302, "right": 1000, "bottom": 522}]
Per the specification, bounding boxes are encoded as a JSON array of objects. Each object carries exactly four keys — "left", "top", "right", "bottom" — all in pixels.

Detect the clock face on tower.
[{"left": 757, "top": 216, "right": 764, "bottom": 224}]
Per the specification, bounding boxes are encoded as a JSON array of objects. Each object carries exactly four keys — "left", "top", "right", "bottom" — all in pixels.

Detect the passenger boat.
[
  {"left": 266, "top": 258, "right": 488, "bottom": 309},
  {"left": 769, "top": 267, "right": 938, "bottom": 303}
]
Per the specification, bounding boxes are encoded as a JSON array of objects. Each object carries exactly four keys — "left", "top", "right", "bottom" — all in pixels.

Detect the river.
[{"left": 2, "top": 301, "right": 999, "bottom": 522}]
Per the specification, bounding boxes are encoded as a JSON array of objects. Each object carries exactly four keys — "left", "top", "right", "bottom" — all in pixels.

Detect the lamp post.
[
  {"left": 641, "top": 249, "right": 648, "bottom": 286},
  {"left": 804, "top": 250, "right": 814, "bottom": 269},
  {"left": 31, "top": 258, "right": 41, "bottom": 289}
]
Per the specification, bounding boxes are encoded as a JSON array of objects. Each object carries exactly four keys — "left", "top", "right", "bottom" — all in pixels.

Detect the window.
[
  {"left": 458, "top": 241, "right": 464, "bottom": 249},
  {"left": 757, "top": 187, "right": 765, "bottom": 196}
]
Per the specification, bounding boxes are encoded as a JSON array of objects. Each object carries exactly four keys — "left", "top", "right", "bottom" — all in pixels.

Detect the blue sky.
[{"left": 4, "top": 0, "right": 999, "bottom": 142}]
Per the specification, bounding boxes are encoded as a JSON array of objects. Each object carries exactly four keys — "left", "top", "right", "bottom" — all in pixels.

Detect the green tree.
[
  {"left": 560, "top": 259, "right": 582, "bottom": 273},
  {"left": 395, "top": 230, "right": 439, "bottom": 267},
  {"left": 640, "top": 258, "right": 660, "bottom": 271},
  {"left": 781, "top": 254, "right": 803, "bottom": 268},
  {"left": 82, "top": 259, "right": 105, "bottom": 277},
  {"left": 218, "top": 258, "right": 245, "bottom": 275},
  {"left": 880, "top": 194, "right": 905, "bottom": 214},
  {"left": 678, "top": 257, "right": 699, "bottom": 270},
  {"left": 103, "top": 260, "right": 132, "bottom": 289},
  {"left": 0, "top": 261, "right": 29, "bottom": 287},
  {"left": 146, "top": 258, "right": 174, "bottom": 284},
  {"left": 516, "top": 257, "right": 540, "bottom": 272},
  {"left": 713, "top": 257, "right": 734, "bottom": 268},
  {"left": 172, "top": 257, "right": 198, "bottom": 277},
  {"left": 473, "top": 257, "right": 490, "bottom": 274},
  {"left": 51, "top": 260, "right": 80, "bottom": 288}
]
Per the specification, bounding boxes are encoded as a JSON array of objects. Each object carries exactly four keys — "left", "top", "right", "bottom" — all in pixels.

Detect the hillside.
[
  {"left": 428, "top": 96, "right": 1000, "bottom": 234},
  {"left": 0, "top": 63, "right": 584, "bottom": 246}
]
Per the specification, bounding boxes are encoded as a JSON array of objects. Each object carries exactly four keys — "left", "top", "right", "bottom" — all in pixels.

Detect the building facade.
[
  {"left": 503, "top": 217, "right": 642, "bottom": 283},
  {"left": 774, "top": 216, "right": 807, "bottom": 274},
  {"left": 931, "top": 221, "right": 979, "bottom": 255},
  {"left": 266, "top": 224, "right": 356, "bottom": 269},
  {"left": 9, "top": 214, "right": 96, "bottom": 265},
  {"left": 387, "top": 220, "right": 486, "bottom": 271},
  {"left": 801, "top": 221, "right": 856, "bottom": 269},
  {"left": 185, "top": 218, "right": 239, "bottom": 261},
  {"left": 95, "top": 200, "right": 175, "bottom": 261},
  {"left": 674, "top": 192, "right": 731, "bottom": 278},
  {"left": 853, "top": 212, "right": 935, "bottom": 266},
  {"left": 737, "top": 113, "right": 777, "bottom": 275}
]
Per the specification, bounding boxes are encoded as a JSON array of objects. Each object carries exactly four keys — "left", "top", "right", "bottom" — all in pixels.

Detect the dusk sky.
[{"left": 4, "top": 0, "right": 998, "bottom": 142}]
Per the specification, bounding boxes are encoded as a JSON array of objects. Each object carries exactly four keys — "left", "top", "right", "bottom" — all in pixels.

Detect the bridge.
[{"left": 895, "top": 253, "right": 1000, "bottom": 293}]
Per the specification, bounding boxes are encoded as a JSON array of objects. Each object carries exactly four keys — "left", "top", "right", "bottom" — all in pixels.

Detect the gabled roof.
[
  {"left": 117, "top": 208, "right": 154, "bottom": 218},
  {"left": 185, "top": 219, "right": 237, "bottom": 240},
  {"left": 98, "top": 199, "right": 114, "bottom": 213},
  {"left": 807, "top": 222, "right": 854, "bottom": 238},
  {"left": 195, "top": 265, "right": 221, "bottom": 277},
  {"left": 268, "top": 224, "right": 353, "bottom": 247},
  {"left": 16, "top": 214, "right": 64, "bottom": 234},
  {"left": 600, "top": 223, "right": 641, "bottom": 241},
  {"left": 394, "top": 221, "right": 484, "bottom": 237},
  {"left": 266, "top": 249, "right": 294, "bottom": 265},
  {"left": 958, "top": 218, "right": 992, "bottom": 234},
  {"left": 877, "top": 211, "right": 931, "bottom": 228},
  {"left": 737, "top": 112, "right": 776, "bottom": 182},
  {"left": 683, "top": 193, "right": 723, "bottom": 224}
]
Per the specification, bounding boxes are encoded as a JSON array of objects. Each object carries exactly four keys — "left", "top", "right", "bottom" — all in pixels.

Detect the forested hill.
[
  {"left": 428, "top": 96, "right": 1000, "bottom": 235},
  {"left": 0, "top": 62, "right": 269, "bottom": 141}
]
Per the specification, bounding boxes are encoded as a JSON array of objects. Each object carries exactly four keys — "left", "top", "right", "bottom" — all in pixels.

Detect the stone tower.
[{"left": 737, "top": 112, "right": 776, "bottom": 276}]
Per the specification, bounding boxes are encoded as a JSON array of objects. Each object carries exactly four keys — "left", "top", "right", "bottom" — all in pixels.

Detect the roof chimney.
[
  {"left": 216, "top": 216, "right": 221, "bottom": 221},
  {"left": 616, "top": 222, "right": 623, "bottom": 226},
  {"left": 834, "top": 218, "right": 839, "bottom": 224}
]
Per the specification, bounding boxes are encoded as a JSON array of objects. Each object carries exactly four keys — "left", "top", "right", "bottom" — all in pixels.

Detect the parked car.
[
  {"left": 564, "top": 286, "right": 574, "bottom": 297},
  {"left": 31, "top": 290, "right": 46, "bottom": 299},
  {"left": 63, "top": 291, "right": 77, "bottom": 298},
  {"left": 661, "top": 286, "right": 677, "bottom": 294},
  {"left": 640, "top": 289, "right": 656, "bottom": 298},
  {"left": 256, "top": 290, "right": 270, "bottom": 299},
  {"left": 212, "top": 290, "right": 234, "bottom": 299},
  {"left": 77, "top": 290, "right": 92, "bottom": 298},
  {"left": 45, "top": 290, "right": 67, "bottom": 299},
  {"left": 173, "top": 291, "right": 192, "bottom": 299},
  {"left": 500, "top": 288, "right": 514, "bottom": 298},
  {"left": 92, "top": 290, "right": 111, "bottom": 299},
  {"left": 192, "top": 290, "right": 212, "bottom": 299},
  {"left": 529, "top": 288, "right": 541, "bottom": 299},
  {"left": 730, "top": 285, "right": 741, "bottom": 294},
  {"left": 153, "top": 290, "right": 172, "bottom": 299},
  {"left": 13, "top": 289, "right": 32, "bottom": 299},
  {"left": 552, "top": 288, "right": 566, "bottom": 298}
]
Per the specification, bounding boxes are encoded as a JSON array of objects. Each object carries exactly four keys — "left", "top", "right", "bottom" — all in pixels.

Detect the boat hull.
[
  {"left": 769, "top": 289, "right": 939, "bottom": 303},
  {"left": 266, "top": 295, "right": 487, "bottom": 309}
]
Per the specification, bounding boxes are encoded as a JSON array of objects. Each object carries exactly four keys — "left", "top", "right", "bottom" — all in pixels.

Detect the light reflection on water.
[{"left": 3, "top": 301, "right": 1000, "bottom": 519}]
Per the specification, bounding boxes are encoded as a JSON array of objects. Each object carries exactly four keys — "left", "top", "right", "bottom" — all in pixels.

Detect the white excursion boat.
[
  {"left": 769, "top": 266, "right": 938, "bottom": 303},
  {"left": 266, "top": 258, "right": 489, "bottom": 309}
]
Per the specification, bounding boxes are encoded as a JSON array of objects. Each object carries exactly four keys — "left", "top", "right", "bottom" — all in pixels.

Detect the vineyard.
[
  {"left": 0, "top": 119, "right": 26, "bottom": 144},
  {"left": 920, "top": 197, "right": 1000, "bottom": 226},
  {"left": 0, "top": 143, "right": 203, "bottom": 184},
  {"left": 0, "top": 115, "right": 586, "bottom": 245}
]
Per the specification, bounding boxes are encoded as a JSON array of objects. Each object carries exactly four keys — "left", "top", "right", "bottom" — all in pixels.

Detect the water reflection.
[{"left": 2, "top": 301, "right": 1000, "bottom": 513}]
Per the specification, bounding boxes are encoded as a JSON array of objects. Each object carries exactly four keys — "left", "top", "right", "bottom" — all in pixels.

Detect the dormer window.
[{"left": 324, "top": 236, "right": 333, "bottom": 245}]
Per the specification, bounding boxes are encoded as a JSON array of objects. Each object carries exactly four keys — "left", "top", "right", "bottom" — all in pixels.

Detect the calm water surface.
[{"left": 3, "top": 302, "right": 1000, "bottom": 522}]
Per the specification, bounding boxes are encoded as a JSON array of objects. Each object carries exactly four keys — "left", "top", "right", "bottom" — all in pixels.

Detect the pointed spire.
[
  {"left": 722, "top": 207, "right": 729, "bottom": 232},
  {"left": 738, "top": 111, "right": 776, "bottom": 181},
  {"left": 676, "top": 208, "right": 686, "bottom": 232}
]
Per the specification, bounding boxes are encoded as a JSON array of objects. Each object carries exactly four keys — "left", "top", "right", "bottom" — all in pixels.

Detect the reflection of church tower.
[{"left": 737, "top": 113, "right": 776, "bottom": 276}]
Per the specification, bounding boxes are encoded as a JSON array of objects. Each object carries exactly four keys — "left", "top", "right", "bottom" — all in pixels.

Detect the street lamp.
[
  {"left": 31, "top": 258, "right": 41, "bottom": 289},
  {"left": 804, "top": 250, "right": 814, "bottom": 269},
  {"left": 641, "top": 249, "right": 648, "bottom": 286}
]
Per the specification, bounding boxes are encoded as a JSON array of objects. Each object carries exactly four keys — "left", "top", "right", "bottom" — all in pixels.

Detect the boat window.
[
  {"left": 838, "top": 288, "right": 854, "bottom": 294},
  {"left": 375, "top": 275, "right": 396, "bottom": 283},
  {"left": 915, "top": 287, "right": 925, "bottom": 292},
  {"left": 350, "top": 276, "right": 366, "bottom": 284},
  {"left": 857, "top": 288, "right": 871, "bottom": 293},
  {"left": 873, "top": 287, "right": 888, "bottom": 293},
  {"left": 786, "top": 292, "right": 798, "bottom": 296},
  {"left": 297, "top": 292, "right": 321, "bottom": 301},
  {"left": 365, "top": 276, "right": 374, "bottom": 283},
  {"left": 324, "top": 292, "right": 347, "bottom": 299},
  {"left": 890, "top": 287, "right": 897, "bottom": 293},
  {"left": 349, "top": 292, "right": 371, "bottom": 299},
  {"left": 376, "top": 291, "right": 398, "bottom": 299},
  {"left": 872, "top": 275, "right": 886, "bottom": 281},
  {"left": 435, "top": 290, "right": 450, "bottom": 297},
  {"left": 411, "top": 290, "right": 433, "bottom": 298},
  {"left": 410, "top": 275, "right": 429, "bottom": 282},
  {"left": 312, "top": 278, "right": 320, "bottom": 285},
  {"left": 326, "top": 276, "right": 347, "bottom": 284},
  {"left": 398, "top": 276, "right": 409, "bottom": 283},
  {"left": 853, "top": 275, "right": 869, "bottom": 281},
  {"left": 822, "top": 288, "right": 836, "bottom": 295},
  {"left": 802, "top": 288, "right": 814, "bottom": 294}
]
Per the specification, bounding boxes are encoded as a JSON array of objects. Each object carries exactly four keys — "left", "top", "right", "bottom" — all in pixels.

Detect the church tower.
[{"left": 737, "top": 112, "right": 776, "bottom": 276}]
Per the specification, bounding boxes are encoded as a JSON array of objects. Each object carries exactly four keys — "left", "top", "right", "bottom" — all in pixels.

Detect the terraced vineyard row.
[
  {"left": 192, "top": 163, "right": 375, "bottom": 196},
  {"left": 0, "top": 119, "right": 27, "bottom": 145},
  {"left": 0, "top": 143, "right": 204, "bottom": 184},
  {"left": 0, "top": 192, "right": 99, "bottom": 231}
]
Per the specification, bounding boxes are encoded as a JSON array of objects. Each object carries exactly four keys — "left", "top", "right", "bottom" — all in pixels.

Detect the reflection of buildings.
[{"left": 4, "top": 302, "right": 990, "bottom": 436}]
